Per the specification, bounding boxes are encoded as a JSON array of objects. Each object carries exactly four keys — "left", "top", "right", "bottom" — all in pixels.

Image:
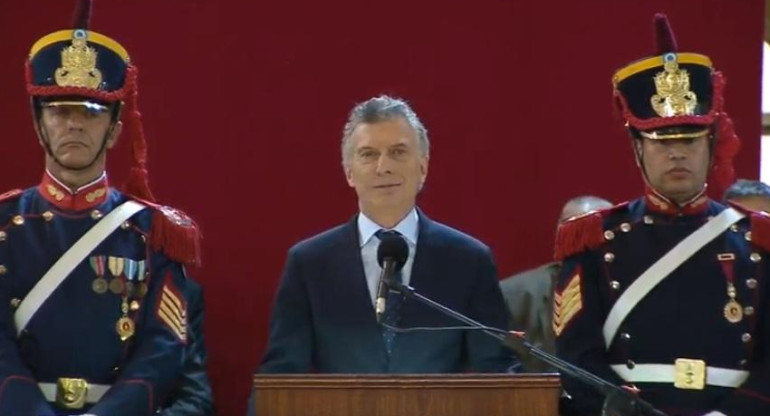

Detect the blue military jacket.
[
  {"left": 0, "top": 172, "right": 198, "bottom": 416},
  {"left": 554, "top": 191, "right": 770, "bottom": 416}
]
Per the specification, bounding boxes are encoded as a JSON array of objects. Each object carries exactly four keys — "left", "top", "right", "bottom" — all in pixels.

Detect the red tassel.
[
  {"left": 120, "top": 65, "right": 156, "bottom": 203},
  {"left": 150, "top": 208, "right": 202, "bottom": 267},
  {"left": 554, "top": 212, "right": 606, "bottom": 261},
  {"left": 707, "top": 73, "right": 740, "bottom": 199},
  {"left": 124, "top": 166, "right": 155, "bottom": 202}
]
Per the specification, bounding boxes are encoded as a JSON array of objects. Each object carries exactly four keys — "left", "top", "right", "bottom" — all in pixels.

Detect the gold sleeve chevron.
[
  {"left": 157, "top": 283, "right": 187, "bottom": 342},
  {"left": 553, "top": 271, "right": 583, "bottom": 337}
]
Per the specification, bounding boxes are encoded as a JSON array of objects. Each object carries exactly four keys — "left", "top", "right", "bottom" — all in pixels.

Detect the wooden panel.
[{"left": 254, "top": 374, "right": 560, "bottom": 416}]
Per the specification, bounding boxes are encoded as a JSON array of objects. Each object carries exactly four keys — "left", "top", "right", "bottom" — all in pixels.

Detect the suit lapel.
[
  {"left": 334, "top": 215, "right": 380, "bottom": 322},
  {"left": 331, "top": 214, "right": 390, "bottom": 365},
  {"left": 389, "top": 209, "right": 434, "bottom": 367}
]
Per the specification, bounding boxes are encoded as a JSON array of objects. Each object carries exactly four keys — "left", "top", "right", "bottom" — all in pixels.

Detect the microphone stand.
[{"left": 386, "top": 280, "right": 668, "bottom": 416}]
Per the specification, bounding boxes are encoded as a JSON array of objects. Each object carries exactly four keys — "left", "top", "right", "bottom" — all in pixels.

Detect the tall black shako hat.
[
  {"left": 26, "top": 0, "right": 155, "bottom": 203},
  {"left": 612, "top": 13, "right": 740, "bottom": 194}
]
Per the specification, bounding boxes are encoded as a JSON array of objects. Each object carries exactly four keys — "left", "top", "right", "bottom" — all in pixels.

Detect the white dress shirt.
[{"left": 358, "top": 208, "right": 419, "bottom": 307}]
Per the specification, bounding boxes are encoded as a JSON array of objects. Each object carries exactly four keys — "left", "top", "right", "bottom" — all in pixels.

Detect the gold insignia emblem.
[
  {"left": 651, "top": 53, "right": 697, "bottom": 117},
  {"left": 646, "top": 193, "right": 670, "bottom": 210},
  {"left": 55, "top": 30, "right": 102, "bottom": 89},
  {"left": 553, "top": 271, "right": 583, "bottom": 336},
  {"left": 56, "top": 377, "right": 89, "bottom": 409},
  {"left": 47, "top": 184, "right": 65, "bottom": 201},
  {"left": 84, "top": 187, "right": 106, "bottom": 203}
]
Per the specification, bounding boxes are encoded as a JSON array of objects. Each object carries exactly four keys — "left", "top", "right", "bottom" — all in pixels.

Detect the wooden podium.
[{"left": 253, "top": 374, "right": 560, "bottom": 416}]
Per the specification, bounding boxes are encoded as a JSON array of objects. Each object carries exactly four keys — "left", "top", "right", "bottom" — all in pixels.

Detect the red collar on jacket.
[
  {"left": 643, "top": 185, "right": 709, "bottom": 216},
  {"left": 37, "top": 170, "right": 110, "bottom": 211}
]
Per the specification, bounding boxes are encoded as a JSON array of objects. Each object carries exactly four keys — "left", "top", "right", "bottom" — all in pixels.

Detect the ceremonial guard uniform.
[
  {"left": 0, "top": 1, "right": 201, "bottom": 415},
  {"left": 553, "top": 15, "right": 770, "bottom": 416}
]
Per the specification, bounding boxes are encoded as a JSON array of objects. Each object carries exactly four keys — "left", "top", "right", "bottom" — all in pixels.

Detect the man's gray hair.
[{"left": 341, "top": 95, "right": 429, "bottom": 168}]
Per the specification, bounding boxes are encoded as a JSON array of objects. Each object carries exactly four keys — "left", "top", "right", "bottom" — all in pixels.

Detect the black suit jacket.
[{"left": 259, "top": 210, "right": 516, "bottom": 373}]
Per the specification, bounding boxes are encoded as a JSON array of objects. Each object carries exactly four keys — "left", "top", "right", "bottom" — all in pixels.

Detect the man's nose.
[
  {"left": 667, "top": 142, "right": 687, "bottom": 159},
  {"left": 66, "top": 110, "right": 86, "bottom": 130},
  {"left": 376, "top": 154, "right": 393, "bottom": 175}
]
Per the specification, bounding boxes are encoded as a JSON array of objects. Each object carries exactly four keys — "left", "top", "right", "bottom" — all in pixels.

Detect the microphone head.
[{"left": 376, "top": 232, "right": 409, "bottom": 271}]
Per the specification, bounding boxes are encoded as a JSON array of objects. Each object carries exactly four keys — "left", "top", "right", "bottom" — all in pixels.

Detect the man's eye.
[{"left": 51, "top": 107, "right": 69, "bottom": 117}]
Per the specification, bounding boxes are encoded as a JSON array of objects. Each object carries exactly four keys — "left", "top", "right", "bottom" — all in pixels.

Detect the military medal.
[
  {"left": 724, "top": 298, "right": 743, "bottom": 323},
  {"left": 116, "top": 316, "right": 135, "bottom": 341},
  {"left": 137, "top": 282, "right": 148, "bottom": 297},
  {"left": 91, "top": 278, "right": 108, "bottom": 294},
  {"left": 109, "top": 278, "right": 125, "bottom": 294},
  {"left": 116, "top": 296, "right": 135, "bottom": 341},
  {"left": 718, "top": 253, "right": 743, "bottom": 324},
  {"left": 89, "top": 256, "right": 107, "bottom": 294}
]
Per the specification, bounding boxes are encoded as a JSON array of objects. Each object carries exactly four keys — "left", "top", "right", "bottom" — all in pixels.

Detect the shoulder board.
[
  {"left": 554, "top": 202, "right": 629, "bottom": 261},
  {"left": 729, "top": 201, "right": 770, "bottom": 253},
  {"left": 0, "top": 189, "right": 23, "bottom": 205},
  {"left": 129, "top": 195, "right": 202, "bottom": 267}
]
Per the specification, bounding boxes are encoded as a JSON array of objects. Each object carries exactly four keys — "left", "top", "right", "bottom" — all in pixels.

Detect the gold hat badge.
[
  {"left": 55, "top": 29, "right": 102, "bottom": 89},
  {"left": 650, "top": 53, "right": 697, "bottom": 117}
]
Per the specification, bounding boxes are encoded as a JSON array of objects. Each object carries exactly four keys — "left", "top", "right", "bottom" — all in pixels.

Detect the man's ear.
[
  {"left": 31, "top": 102, "right": 45, "bottom": 147},
  {"left": 632, "top": 138, "right": 644, "bottom": 169},
  {"left": 106, "top": 121, "right": 122, "bottom": 149},
  {"left": 345, "top": 165, "right": 356, "bottom": 188}
]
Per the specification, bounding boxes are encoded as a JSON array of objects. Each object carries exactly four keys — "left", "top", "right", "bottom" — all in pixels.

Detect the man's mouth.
[
  {"left": 59, "top": 141, "right": 87, "bottom": 149},
  {"left": 667, "top": 167, "right": 690, "bottom": 174},
  {"left": 374, "top": 183, "right": 401, "bottom": 189}
]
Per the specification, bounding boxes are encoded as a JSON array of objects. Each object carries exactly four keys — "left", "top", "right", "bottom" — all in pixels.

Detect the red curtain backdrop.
[{"left": 0, "top": 1, "right": 763, "bottom": 414}]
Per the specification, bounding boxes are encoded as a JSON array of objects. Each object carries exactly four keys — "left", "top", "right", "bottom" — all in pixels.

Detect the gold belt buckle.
[
  {"left": 56, "top": 377, "right": 89, "bottom": 409},
  {"left": 674, "top": 358, "right": 706, "bottom": 390}
]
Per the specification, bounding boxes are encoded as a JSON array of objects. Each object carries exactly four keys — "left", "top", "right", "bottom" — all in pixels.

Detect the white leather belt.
[
  {"left": 38, "top": 382, "right": 110, "bottom": 404},
  {"left": 611, "top": 364, "right": 749, "bottom": 388}
]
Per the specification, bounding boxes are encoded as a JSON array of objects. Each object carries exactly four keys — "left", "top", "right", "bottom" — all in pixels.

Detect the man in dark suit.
[
  {"left": 256, "top": 95, "right": 516, "bottom": 377},
  {"left": 499, "top": 196, "right": 611, "bottom": 373}
]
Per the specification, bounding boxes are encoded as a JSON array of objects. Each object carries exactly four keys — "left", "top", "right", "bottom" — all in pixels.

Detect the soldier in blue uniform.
[
  {"left": 554, "top": 14, "right": 770, "bottom": 416},
  {"left": 0, "top": 1, "right": 202, "bottom": 415}
]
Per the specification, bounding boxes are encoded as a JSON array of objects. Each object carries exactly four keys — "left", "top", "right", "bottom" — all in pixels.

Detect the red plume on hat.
[
  {"left": 71, "top": 0, "right": 92, "bottom": 28},
  {"left": 653, "top": 13, "right": 678, "bottom": 55}
]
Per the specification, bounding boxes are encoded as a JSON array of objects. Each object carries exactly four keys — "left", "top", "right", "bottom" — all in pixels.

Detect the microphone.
[{"left": 375, "top": 232, "right": 409, "bottom": 324}]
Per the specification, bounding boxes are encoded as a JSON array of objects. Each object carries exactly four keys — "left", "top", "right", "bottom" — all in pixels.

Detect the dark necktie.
[{"left": 375, "top": 230, "right": 404, "bottom": 357}]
